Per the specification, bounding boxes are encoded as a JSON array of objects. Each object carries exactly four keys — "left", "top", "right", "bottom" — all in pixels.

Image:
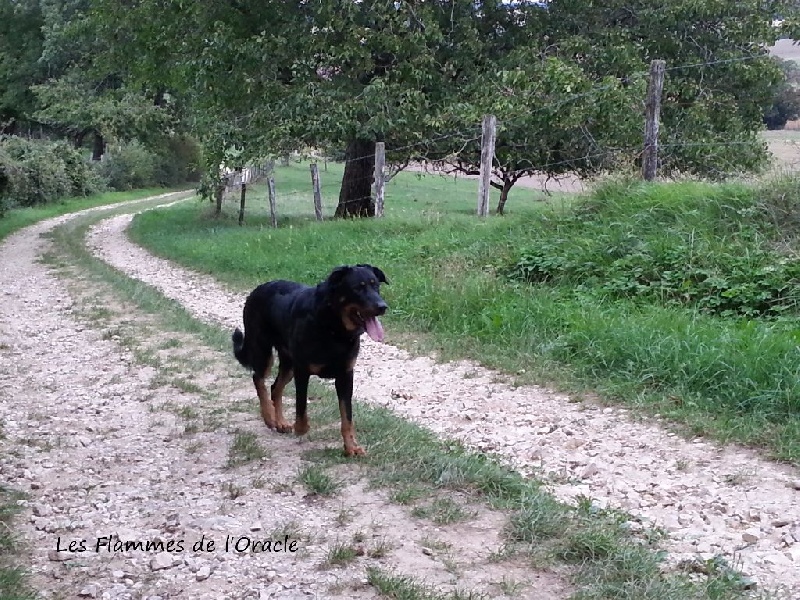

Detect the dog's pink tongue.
[{"left": 365, "top": 316, "right": 384, "bottom": 342}]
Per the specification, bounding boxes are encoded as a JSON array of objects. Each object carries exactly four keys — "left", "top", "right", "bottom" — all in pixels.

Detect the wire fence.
[{"left": 216, "top": 51, "right": 800, "bottom": 223}]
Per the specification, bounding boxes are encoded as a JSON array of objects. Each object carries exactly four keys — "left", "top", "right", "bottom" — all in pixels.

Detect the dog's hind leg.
[
  {"left": 270, "top": 355, "right": 294, "bottom": 433},
  {"left": 335, "top": 371, "right": 365, "bottom": 457},
  {"left": 253, "top": 352, "right": 277, "bottom": 429}
]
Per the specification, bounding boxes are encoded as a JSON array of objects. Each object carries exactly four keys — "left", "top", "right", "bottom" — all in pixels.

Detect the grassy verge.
[
  {"left": 129, "top": 165, "right": 800, "bottom": 463},
  {"left": 41, "top": 187, "right": 749, "bottom": 600},
  {"left": 0, "top": 188, "right": 180, "bottom": 243},
  {"left": 0, "top": 487, "right": 36, "bottom": 600}
]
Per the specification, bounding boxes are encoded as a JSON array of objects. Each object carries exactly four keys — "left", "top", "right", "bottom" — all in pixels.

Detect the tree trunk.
[
  {"left": 495, "top": 179, "right": 515, "bottom": 215},
  {"left": 334, "top": 138, "right": 376, "bottom": 218},
  {"left": 73, "top": 129, "right": 87, "bottom": 149},
  {"left": 91, "top": 132, "right": 105, "bottom": 161}
]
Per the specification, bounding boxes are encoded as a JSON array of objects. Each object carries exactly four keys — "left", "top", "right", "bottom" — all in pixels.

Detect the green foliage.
[
  {"left": 96, "top": 142, "right": 156, "bottom": 191},
  {"left": 427, "top": 55, "right": 644, "bottom": 213},
  {"left": 96, "top": 139, "right": 199, "bottom": 191},
  {"left": 0, "top": 0, "right": 44, "bottom": 127},
  {"left": 764, "top": 59, "right": 800, "bottom": 130},
  {"left": 548, "top": 0, "right": 799, "bottom": 177},
  {"left": 32, "top": 72, "right": 175, "bottom": 148},
  {"left": 153, "top": 135, "right": 202, "bottom": 186},
  {"left": 0, "top": 135, "right": 103, "bottom": 207},
  {"left": 88, "top": 0, "right": 800, "bottom": 208},
  {"left": 508, "top": 180, "right": 800, "bottom": 318}
]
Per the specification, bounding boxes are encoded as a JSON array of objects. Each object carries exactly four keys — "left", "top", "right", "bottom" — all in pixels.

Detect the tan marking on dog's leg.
[
  {"left": 339, "top": 400, "right": 365, "bottom": 457},
  {"left": 256, "top": 354, "right": 276, "bottom": 428},
  {"left": 294, "top": 413, "right": 309, "bottom": 436},
  {"left": 271, "top": 366, "right": 294, "bottom": 433}
]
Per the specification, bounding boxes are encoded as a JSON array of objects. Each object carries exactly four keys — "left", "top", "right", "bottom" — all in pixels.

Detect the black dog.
[{"left": 232, "top": 264, "right": 388, "bottom": 456}]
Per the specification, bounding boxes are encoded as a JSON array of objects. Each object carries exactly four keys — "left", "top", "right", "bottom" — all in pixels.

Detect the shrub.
[
  {"left": 96, "top": 142, "right": 157, "bottom": 191},
  {"left": 152, "top": 135, "right": 202, "bottom": 187},
  {"left": 49, "top": 140, "right": 105, "bottom": 197},
  {"left": 0, "top": 136, "right": 106, "bottom": 210},
  {"left": 0, "top": 137, "right": 73, "bottom": 207},
  {"left": 507, "top": 180, "right": 800, "bottom": 318}
]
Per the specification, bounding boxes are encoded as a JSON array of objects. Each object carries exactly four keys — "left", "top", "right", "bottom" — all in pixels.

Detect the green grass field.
[{"left": 130, "top": 162, "right": 800, "bottom": 465}]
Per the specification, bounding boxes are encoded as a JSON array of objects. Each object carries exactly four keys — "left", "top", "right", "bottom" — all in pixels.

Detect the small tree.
[
  {"left": 425, "top": 57, "right": 642, "bottom": 214},
  {"left": 764, "top": 58, "right": 800, "bottom": 130}
]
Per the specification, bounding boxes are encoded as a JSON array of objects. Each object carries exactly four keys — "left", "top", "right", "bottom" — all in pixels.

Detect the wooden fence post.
[
  {"left": 642, "top": 59, "right": 666, "bottom": 181},
  {"left": 310, "top": 163, "right": 323, "bottom": 220},
  {"left": 238, "top": 182, "right": 247, "bottom": 226},
  {"left": 267, "top": 176, "right": 277, "bottom": 228},
  {"left": 477, "top": 114, "right": 497, "bottom": 217},
  {"left": 374, "top": 141, "right": 386, "bottom": 217}
]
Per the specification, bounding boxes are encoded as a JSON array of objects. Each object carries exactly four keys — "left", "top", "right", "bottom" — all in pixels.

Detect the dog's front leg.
[
  {"left": 336, "top": 371, "right": 365, "bottom": 457},
  {"left": 293, "top": 369, "right": 310, "bottom": 436}
]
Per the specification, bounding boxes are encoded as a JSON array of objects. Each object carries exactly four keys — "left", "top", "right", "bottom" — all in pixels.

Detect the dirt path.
[
  {"left": 85, "top": 204, "right": 800, "bottom": 598},
  {"left": 0, "top": 198, "right": 569, "bottom": 600}
]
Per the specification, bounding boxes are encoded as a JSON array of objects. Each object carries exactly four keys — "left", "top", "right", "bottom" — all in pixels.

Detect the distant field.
[
  {"left": 763, "top": 39, "right": 800, "bottom": 168},
  {"left": 763, "top": 129, "right": 800, "bottom": 169},
  {"left": 770, "top": 37, "right": 800, "bottom": 61}
]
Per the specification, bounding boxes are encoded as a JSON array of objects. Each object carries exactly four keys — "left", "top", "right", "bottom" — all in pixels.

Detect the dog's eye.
[
  {"left": 370, "top": 279, "right": 376, "bottom": 285},
  {"left": 360, "top": 282, "right": 366, "bottom": 288}
]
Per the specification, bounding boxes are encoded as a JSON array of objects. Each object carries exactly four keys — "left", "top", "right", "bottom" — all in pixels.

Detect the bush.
[
  {"left": 98, "top": 137, "right": 201, "bottom": 190},
  {"left": 507, "top": 180, "right": 800, "bottom": 318},
  {"left": 763, "top": 58, "right": 800, "bottom": 130},
  {"left": 0, "top": 137, "right": 73, "bottom": 207},
  {"left": 0, "top": 137, "right": 106, "bottom": 210},
  {"left": 49, "top": 140, "right": 105, "bottom": 197},
  {"left": 96, "top": 142, "right": 157, "bottom": 191},
  {"left": 152, "top": 135, "right": 202, "bottom": 187}
]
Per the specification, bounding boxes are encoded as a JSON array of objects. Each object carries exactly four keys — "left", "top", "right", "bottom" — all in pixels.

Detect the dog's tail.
[{"left": 232, "top": 328, "right": 250, "bottom": 369}]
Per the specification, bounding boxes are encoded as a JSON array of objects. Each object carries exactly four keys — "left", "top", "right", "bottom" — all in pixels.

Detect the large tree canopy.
[
  {"left": 88, "top": 0, "right": 800, "bottom": 214},
  {"left": 546, "top": 0, "right": 799, "bottom": 177},
  {"left": 91, "top": 0, "right": 558, "bottom": 214},
  {"left": 0, "top": 0, "right": 46, "bottom": 133}
]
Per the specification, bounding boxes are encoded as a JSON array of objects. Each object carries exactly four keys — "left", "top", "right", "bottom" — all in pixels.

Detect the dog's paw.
[
  {"left": 344, "top": 444, "right": 366, "bottom": 457},
  {"left": 293, "top": 418, "right": 310, "bottom": 436},
  {"left": 276, "top": 420, "right": 293, "bottom": 433}
]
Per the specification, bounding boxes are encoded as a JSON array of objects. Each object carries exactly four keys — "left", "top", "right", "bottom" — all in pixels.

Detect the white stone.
[
  {"left": 149, "top": 553, "right": 174, "bottom": 571},
  {"left": 196, "top": 565, "right": 211, "bottom": 581}
]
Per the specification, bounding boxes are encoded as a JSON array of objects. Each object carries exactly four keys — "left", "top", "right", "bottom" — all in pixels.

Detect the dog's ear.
[
  {"left": 357, "top": 264, "right": 389, "bottom": 285},
  {"left": 326, "top": 266, "right": 352, "bottom": 288}
]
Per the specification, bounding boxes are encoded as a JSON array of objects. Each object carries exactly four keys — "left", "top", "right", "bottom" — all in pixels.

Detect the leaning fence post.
[
  {"left": 642, "top": 59, "right": 666, "bottom": 181},
  {"left": 267, "top": 176, "right": 278, "bottom": 228},
  {"left": 374, "top": 142, "right": 386, "bottom": 217},
  {"left": 310, "top": 163, "right": 323, "bottom": 221},
  {"left": 477, "top": 114, "right": 497, "bottom": 217}
]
